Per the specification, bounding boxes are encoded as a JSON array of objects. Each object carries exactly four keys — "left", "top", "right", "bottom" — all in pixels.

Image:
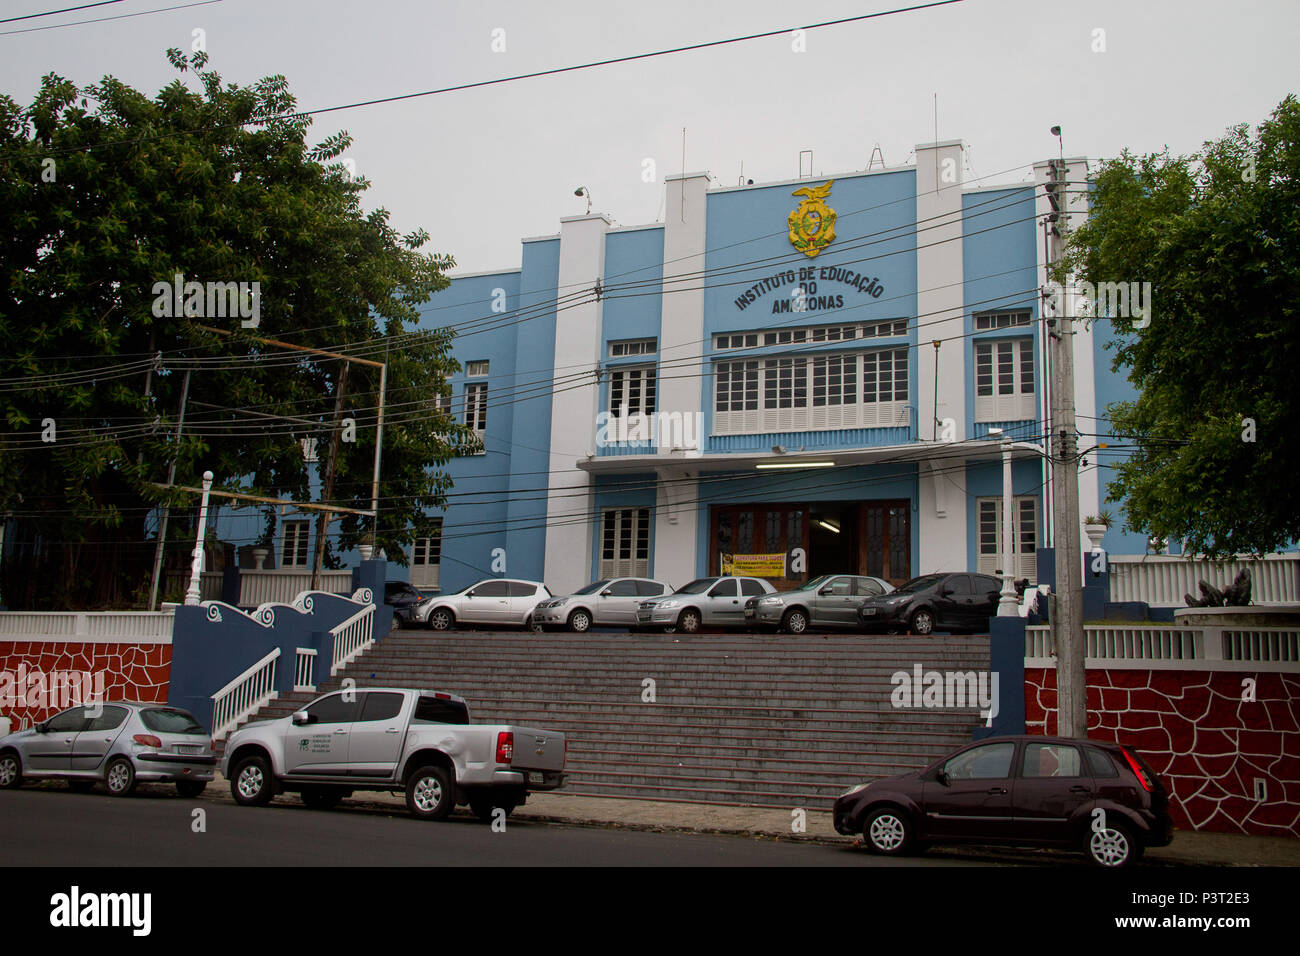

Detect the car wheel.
[
  {"left": 406, "top": 764, "right": 454, "bottom": 820},
  {"left": 469, "top": 794, "right": 518, "bottom": 823},
  {"left": 862, "top": 807, "right": 914, "bottom": 855},
  {"left": 0, "top": 751, "right": 21, "bottom": 789},
  {"left": 301, "top": 786, "right": 343, "bottom": 810},
  {"left": 230, "top": 753, "right": 274, "bottom": 806},
  {"left": 782, "top": 608, "right": 809, "bottom": 634},
  {"left": 909, "top": 608, "right": 935, "bottom": 635},
  {"left": 69, "top": 779, "right": 96, "bottom": 793},
  {"left": 105, "top": 757, "right": 137, "bottom": 797},
  {"left": 568, "top": 609, "right": 592, "bottom": 633},
  {"left": 1086, "top": 818, "right": 1138, "bottom": 868},
  {"left": 677, "top": 609, "right": 701, "bottom": 634},
  {"left": 390, "top": 614, "right": 404, "bottom": 631},
  {"left": 525, "top": 614, "right": 542, "bottom": 633},
  {"left": 175, "top": 780, "right": 207, "bottom": 799},
  {"left": 428, "top": 608, "right": 454, "bottom": 631}
]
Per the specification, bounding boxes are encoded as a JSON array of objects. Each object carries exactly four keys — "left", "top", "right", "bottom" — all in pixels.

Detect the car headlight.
[
  {"left": 840, "top": 782, "right": 870, "bottom": 798},
  {"left": 758, "top": 596, "right": 783, "bottom": 605},
  {"left": 657, "top": 600, "right": 680, "bottom": 609}
]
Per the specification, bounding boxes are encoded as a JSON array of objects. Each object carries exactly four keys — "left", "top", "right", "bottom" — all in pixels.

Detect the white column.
[
  {"left": 542, "top": 215, "right": 610, "bottom": 595},
  {"left": 184, "top": 470, "right": 214, "bottom": 606},
  {"left": 653, "top": 173, "right": 709, "bottom": 584},
  {"left": 915, "top": 140, "right": 969, "bottom": 574}
]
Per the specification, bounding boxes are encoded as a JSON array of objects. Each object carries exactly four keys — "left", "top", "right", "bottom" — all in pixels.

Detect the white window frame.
[
  {"left": 411, "top": 522, "right": 442, "bottom": 589},
  {"left": 464, "top": 382, "right": 487, "bottom": 453},
  {"left": 599, "top": 507, "right": 651, "bottom": 578},
  {"left": 465, "top": 360, "right": 490, "bottom": 377},
  {"left": 281, "top": 519, "right": 310, "bottom": 569},
  {"left": 713, "top": 347, "right": 908, "bottom": 435},
  {"left": 608, "top": 364, "right": 657, "bottom": 417},
  {"left": 974, "top": 310, "right": 1032, "bottom": 331},
  {"left": 609, "top": 338, "right": 657, "bottom": 358},
  {"left": 974, "top": 337, "right": 1035, "bottom": 422},
  {"left": 977, "top": 496, "right": 1037, "bottom": 581}
]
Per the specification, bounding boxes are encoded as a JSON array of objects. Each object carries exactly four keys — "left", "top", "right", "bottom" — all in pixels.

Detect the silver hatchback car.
[
  {"left": 635, "top": 576, "right": 778, "bottom": 632},
  {"left": 0, "top": 701, "right": 215, "bottom": 798},
  {"left": 745, "top": 573, "right": 895, "bottom": 633}
]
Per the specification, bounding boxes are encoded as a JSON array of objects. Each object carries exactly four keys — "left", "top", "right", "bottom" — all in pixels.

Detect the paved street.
[{"left": 0, "top": 786, "right": 992, "bottom": 868}]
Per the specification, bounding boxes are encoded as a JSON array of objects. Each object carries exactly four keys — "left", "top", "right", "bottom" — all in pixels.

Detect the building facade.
[{"left": 397, "top": 138, "right": 1150, "bottom": 596}]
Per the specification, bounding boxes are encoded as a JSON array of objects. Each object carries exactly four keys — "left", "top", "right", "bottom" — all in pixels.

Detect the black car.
[
  {"left": 856, "top": 572, "right": 1004, "bottom": 634},
  {"left": 384, "top": 581, "right": 430, "bottom": 630},
  {"left": 833, "top": 735, "right": 1174, "bottom": 867}
]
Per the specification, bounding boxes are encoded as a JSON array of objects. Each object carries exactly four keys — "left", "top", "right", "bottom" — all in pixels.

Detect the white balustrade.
[
  {"left": 1025, "top": 623, "right": 1300, "bottom": 671},
  {"left": 294, "top": 647, "right": 318, "bottom": 692},
  {"left": 330, "top": 604, "right": 375, "bottom": 676},
  {"left": 0, "top": 610, "right": 175, "bottom": 644},
  {"left": 210, "top": 648, "right": 280, "bottom": 741},
  {"left": 1107, "top": 554, "right": 1299, "bottom": 607}
]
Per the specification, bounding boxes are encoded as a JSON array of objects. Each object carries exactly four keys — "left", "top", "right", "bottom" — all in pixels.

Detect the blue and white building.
[{"left": 392, "top": 138, "right": 1148, "bottom": 596}]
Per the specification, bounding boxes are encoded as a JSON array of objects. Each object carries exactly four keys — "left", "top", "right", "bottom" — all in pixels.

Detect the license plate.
[
  {"left": 861, "top": 608, "right": 877, "bottom": 616},
  {"left": 744, "top": 609, "right": 754, "bottom": 618},
  {"left": 528, "top": 771, "right": 544, "bottom": 785},
  {"left": 175, "top": 744, "right": 204, "bottom": 755}
]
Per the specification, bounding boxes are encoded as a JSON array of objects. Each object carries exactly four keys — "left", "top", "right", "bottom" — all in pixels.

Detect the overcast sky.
[{"left": 2, "top": 0, "right": 1296, "bottom": 273}]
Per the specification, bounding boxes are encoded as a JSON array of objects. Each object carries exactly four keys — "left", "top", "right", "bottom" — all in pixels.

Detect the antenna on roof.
[{"left": 867, "top": 143, "right": 885, "bottom": 171}]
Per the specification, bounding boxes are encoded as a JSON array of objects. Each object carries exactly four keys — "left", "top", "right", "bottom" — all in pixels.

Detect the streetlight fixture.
[
  {"left": 574, "top": 186, "right": 592, "bottom": 215},
  {"left": 987, "top": 429, "right": 1020, "bottom": 617}
]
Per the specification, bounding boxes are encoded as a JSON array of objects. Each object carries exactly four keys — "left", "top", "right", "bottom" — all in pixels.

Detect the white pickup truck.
[{"left": 220, "top": 687, "right": 565, "bottom": 821}]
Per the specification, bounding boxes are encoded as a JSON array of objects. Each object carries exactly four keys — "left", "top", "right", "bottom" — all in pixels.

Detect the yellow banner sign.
[{"left": 719, "top": 552, "right": 787, "bottom": 577}]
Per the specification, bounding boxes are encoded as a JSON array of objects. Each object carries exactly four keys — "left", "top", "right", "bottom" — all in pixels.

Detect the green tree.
[
  {"left": 0, "top": 50, "right": 462, "bottom": 609},
  {"left": 1064, "top": 95, "right": 1300, "bottom": 558}
]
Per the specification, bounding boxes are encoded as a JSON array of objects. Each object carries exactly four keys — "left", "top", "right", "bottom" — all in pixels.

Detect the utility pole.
[
  {"left": 148, "top": 368, "right": 192, "bottom": 610},
  {"left": 1044, "top": 144, "right": 1087, "bottom": 739},
  {"left": 310, "top": 362, "right": 350, "bottom": 590}
]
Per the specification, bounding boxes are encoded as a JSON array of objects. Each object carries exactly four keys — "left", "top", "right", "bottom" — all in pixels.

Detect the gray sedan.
[
  {"left": 0, "top": 701, "right": 215, "bottom": 797},
  {"left": 745, "top": 574, "right": 895, "bottom": 633},
  {"left": 635, "top": 576, "right": 777, "bottom": 633}
]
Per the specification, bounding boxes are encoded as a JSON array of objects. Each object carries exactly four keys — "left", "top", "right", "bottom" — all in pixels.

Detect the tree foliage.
[
  {"left": 1064, "top": 96, "right": 1300, "bottom": 558},
  {"left": 0, "top": 51, "right": 462, "bottom": 608}
]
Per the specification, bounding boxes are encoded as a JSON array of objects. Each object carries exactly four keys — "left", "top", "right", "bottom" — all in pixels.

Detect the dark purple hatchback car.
[{"left": 833, "top": 735, "right": 1173, "bottom": 867}]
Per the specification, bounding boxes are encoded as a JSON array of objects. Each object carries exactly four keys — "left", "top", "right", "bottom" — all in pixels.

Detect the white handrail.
[
  {"left": 210, "top": 648, "right": 280, "bottom": 741},
  {"left": 330, "top": 604, "right": 374, "bottom": 676},
  {"left": 294, "top": 647, "right": 318, "bottom": 692}
]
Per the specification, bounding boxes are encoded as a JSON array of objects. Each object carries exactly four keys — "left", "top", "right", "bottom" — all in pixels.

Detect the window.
[
  {"left": 358, "top": 692, "right": 405, "bottom": 722},
  {"left": 507, "top": 582, "right": 540, "bottom": 597},
  {"left": 1022, "top": 742, "right": 1085, "bottom": 778},
  {"left": 975, "top": 310, "right": 1032, "bottom": 330},
  {"left": 281, "top": 520, "right": 310, "bottom": 568},
  {"left": 140, "top": 708, "right": 205, "bottom": 735},
  {"left": 609, "top": 338, "right": 657, "bottom": 357},
  {"left": 943, "top": 742, "right": 1015, "bottom": 780},
  {"left": 300, "top": 437, "right": 319, "bottom": 462},
  {"left": 975, "top": 338, "right": 1035, "bottom": 421},
  {"left": 84, "top": 706, "right": 129, "bottom": 732},
  {"left": 709, "top": 579, "right": 738, "bottom": 597},
  {"left": 411, "top": 522, "right": 442, "bottom": 589},
  {"left": 470, "top": 580, "right": 509, "bottom": 598},
  {"left": 465, "top": 360, "right": 490, "bottom": 377},
  {"left": 600, "top": 508, "right": 651, "bottom": 578},
  {"left": 414, "top": 696, "right": 469, "bottom": 725},
  {"left": 609, "top": 365, "right": 657, "bottom": 416},
  {"left": 977, "top": 497, "right": 1038, "bottom": 581},
  {"left": 44, "top": 707, "right": 88, "bottom": 733},
  {"left": 1086, "top": 748, "right": 1120, "bottom": 778},
  {"left": 714, "top": 348, "right": 907, "bottom": 435},
  {"left": 823, "top": 577, "right": 853, "bottom": 596},
  {"left": 855, "top": 577, "right": 886, "bottom": 597},
  {"left": 739, "top": 579, "right": 765, "bottom": 596},
  {"left": 715, "top": 333, "right": 760, "bottom": 350},
  {"left": 636, "top": 580, "right": 666, "bottom": 596},
  {"left": 305, "top": 693, "right": 359, "bottom": 724},
  {"left": 605, "top": 579, "right": 639, "bottom": 597},
  {"left": 464, "top": 382, "right": 488, "bottom": 454}
]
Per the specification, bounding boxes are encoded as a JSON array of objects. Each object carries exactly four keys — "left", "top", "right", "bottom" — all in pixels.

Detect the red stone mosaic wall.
[
  {"left": 1025, "top": 667, "right": 1300, "bottom": 838},
  {"left": 0, "top": 642, "right": 171, "bottom": 730}
]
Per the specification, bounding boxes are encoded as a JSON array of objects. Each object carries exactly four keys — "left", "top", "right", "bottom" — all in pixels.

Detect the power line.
[
  {"left": 0, "top": 1, "right": 122, "bottom": 24},
  {"left": 0, "top": 0, "right": 219, "bottom": 35}
]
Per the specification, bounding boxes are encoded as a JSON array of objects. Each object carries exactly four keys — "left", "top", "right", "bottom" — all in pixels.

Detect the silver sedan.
[
  {"left": 635, "top": 576, "right": 778, "bottom": 633},
  {"left": 0, "top": 701, "right": 215, "bottom": 797},
  {"left": 532, "top": 577, "right": 673, "bottom": 632},
  {"left": 744, "top": 573, "right": 895, "bottom": 633}
]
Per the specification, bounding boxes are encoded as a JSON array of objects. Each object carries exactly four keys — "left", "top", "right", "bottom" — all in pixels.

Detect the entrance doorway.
[{"left": 708, "top": 500, "right": 911, "bottom": 588}]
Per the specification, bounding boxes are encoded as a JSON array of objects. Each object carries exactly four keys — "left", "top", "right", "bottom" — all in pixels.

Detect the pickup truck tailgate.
[{"left": 508, "top": 727, "right": 566, "bottom": 772}]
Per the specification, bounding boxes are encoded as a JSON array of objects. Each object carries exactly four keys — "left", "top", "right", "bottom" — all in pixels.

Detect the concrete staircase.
[{"left": 254, "top": 630, "right": 991, "bottom": 810}]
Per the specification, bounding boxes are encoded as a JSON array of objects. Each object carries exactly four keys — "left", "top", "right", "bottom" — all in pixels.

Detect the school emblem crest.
[{"left": 788, "top": 180, "right": 837, "bottom": 258}]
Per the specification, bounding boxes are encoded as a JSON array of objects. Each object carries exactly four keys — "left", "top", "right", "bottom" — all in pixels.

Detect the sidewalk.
[{"left": 208, "top": 772, "right": 1300, "bottom": 866}]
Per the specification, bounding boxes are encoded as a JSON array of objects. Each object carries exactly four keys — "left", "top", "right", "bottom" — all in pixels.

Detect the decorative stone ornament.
[{"left": 788, "top": 180, "right": 837, "bottom": 258}]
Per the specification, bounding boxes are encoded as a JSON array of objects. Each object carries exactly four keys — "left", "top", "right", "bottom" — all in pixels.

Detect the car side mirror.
[
  {"left": 601, "top": 590, "right": 613, "bottom": 597},
  {"left": 939, "top": 588, "right": 952, "bottom": 597},
  {"left": 936, "top": 769, "right": 950, "bottom": 787},
  {"left": 465, "top": 590, "right": 475, "bottom": 598},
  {"left": 35, "top": 721, "right": 48, "bottom": 734},
  {"left": 292, "top": 711, "right": 310, "bottom": 726}
]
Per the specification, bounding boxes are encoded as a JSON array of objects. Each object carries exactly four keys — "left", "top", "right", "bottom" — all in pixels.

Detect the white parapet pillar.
[
  {"left": 184, "top": 470, "right": 214, "bottom": 606},
  {"left": 542, "top": 214, "right": 610, "bottom": 596}
]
